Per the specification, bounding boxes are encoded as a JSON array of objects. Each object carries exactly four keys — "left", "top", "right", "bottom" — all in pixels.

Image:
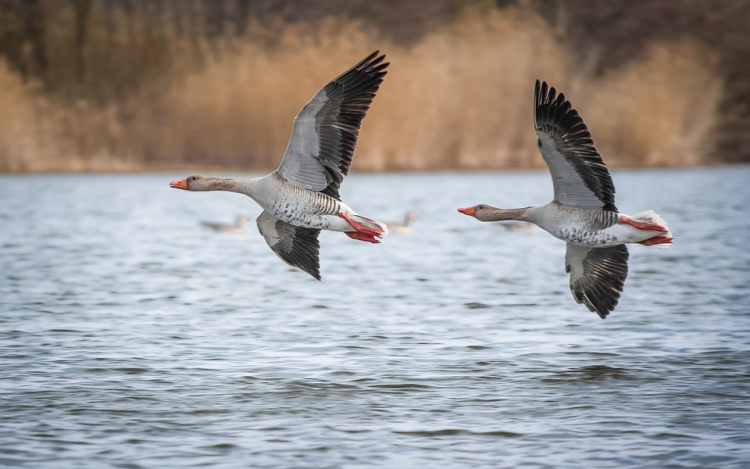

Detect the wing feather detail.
[
  {"left": 565, "top": 244, "right": 629, "bottom": 319},
  {"left": 276, "top": 51, "right": 389, "bottom": 200},
  {"left": 534, "top": 80, "right": 617, "bottom": 212},
  {"left": 257, "top": 211, "right": 321, "bottom": 280}
]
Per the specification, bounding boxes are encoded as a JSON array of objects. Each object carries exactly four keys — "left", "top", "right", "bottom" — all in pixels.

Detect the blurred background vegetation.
[{"left": 0, "top": 0, "right": 747, "bottom": 172}]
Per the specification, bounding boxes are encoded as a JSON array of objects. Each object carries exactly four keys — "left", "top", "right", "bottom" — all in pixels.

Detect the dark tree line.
[{"left": 521, "top": 0, "right": 750, "bottom": 161}]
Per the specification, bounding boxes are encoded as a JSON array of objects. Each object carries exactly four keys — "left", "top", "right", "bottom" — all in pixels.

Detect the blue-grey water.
[{"left": 1, "top": 167, "right": 749, "bottom": 468}]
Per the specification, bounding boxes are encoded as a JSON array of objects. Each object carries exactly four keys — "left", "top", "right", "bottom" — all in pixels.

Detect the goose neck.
[{"left": 479, "top": 206, "right": 532, "bottom": 222}]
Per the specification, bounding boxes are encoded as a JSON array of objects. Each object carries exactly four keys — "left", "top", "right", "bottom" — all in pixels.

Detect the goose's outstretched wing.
[
  {"left": 257, "top": 211, "right": 321, "bottom": 280},
  {"left": 534, "top": 80, "right": 617, "bottom": 212},
  {"left": 565, "top": 244, "right": 629, "bottom": 319},
  {"left": 276, "top": 51, "right": 389, "bottom": 200}
]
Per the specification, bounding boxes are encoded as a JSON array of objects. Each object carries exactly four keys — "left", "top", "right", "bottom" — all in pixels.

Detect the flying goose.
[
  {"left": 458, "top": 80, "right": 672, "bottom": 318},
  {"left": 170, "top": 52, "right": 390, "bottom": 280},
  {"left": 200, "top": 214, "right": 251, "bottom": 234},
  {"left": 384, "top": 211, "right": 418, "bottom": 234}
]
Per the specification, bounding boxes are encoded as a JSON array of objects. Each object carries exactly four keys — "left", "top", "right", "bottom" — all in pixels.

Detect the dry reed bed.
[{"left": 0, "top": 7, "right": 721, "bottom": 172}]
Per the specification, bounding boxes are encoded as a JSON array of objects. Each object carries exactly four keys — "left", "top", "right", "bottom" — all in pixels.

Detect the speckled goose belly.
[
  {"left": 255, "top": 178, "right": 352, "bottom": 231},
  {"left": 550, "top": 224, "right": 620, "bottom": 247},
  {"left": 266, "top": 191, "right": 336, "bottom": 228},
  {"left": 531, "top": 204, "right": 623, "bottom": 247}
]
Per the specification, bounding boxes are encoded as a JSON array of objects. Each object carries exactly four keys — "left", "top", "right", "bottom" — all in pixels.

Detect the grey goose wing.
[
  {"left": 565, "top": 243, "right": 629, "bottom": 319},
  {"left": 257, "top": 211, "right": 321, "bottom": 280},
  {"left": 534, "top": 80, "right": 617, "bottom": 212},
  {"left": 276, "top": 51, "right": 389, "bottom": 200}
]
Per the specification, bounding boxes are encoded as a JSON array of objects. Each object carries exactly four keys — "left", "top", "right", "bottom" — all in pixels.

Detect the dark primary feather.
[
  {"left": 315, "top": 51, "right": 389, "bottom": 199},
  {"left": 258, "top": 216, "right": 322, "bottom": 280},
  {"left": 534, "top": 80, "right": 618, "bottom": 212},
  {"left": 567, "top": 244, "right": 629, "bottom": 319}
]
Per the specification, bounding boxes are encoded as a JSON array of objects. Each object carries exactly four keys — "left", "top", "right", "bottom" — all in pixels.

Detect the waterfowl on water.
[
  {"left": 384, "top": 211, "right": 418, "bottom": 234},
  {"left": 200, "top": 214, "right": 251, "bottom": 234},
  {"left": 493, "top": 221, "right": 537, "bottom": 233},
  {"left": 458, "top": 80, "right": 673, "bottom": 319},
  {"left": 170, "top": 51, "right": 390, "bottom": 280}
]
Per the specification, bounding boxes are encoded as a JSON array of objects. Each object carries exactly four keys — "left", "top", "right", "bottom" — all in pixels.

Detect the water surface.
[{"left": 1, "top": 167, "right": 749, "bottom": 468}]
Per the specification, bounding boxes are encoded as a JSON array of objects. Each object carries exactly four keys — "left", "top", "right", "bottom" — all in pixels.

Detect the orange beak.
[
  {"left": 457, "top": 206, "right": 476, "bottom": 216},
  {"left": 169, "top": 179, "right": 188, "bottom": 190}
]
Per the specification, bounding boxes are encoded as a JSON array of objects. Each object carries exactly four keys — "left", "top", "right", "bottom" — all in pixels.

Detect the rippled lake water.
[{"left": 1, "top": 167, "right": 749, "bottom": 468}]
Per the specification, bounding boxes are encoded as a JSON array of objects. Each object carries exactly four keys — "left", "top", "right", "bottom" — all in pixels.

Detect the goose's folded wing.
[
  {"left": 276, "top": 51, "right": 389, "bottom": 200},
  {"left": 565, "top": 243, "right": 629, "bottom": 319},
  {"left": 534, "top": 80, "right": 617, "bottom": 212},
  {"left": 257, "top": 211, "right": 321, "bottom": 280}
]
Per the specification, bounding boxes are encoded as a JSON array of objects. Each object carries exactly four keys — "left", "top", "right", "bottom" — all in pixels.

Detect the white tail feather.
[
  {"left": 632, "top": 210, "right": 673, "bottom": 248},
  {"left": 632, "top": 210, "right": 672, "bottom": 236}
]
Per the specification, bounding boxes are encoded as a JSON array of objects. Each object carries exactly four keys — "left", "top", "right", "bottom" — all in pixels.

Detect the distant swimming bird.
[
  {"left": 200, "top": 214, "right": 251, "bottom": 234},
  {"left": 170, "top": 52, "right": 390, "bottom": 280},
  {"left": 384, "top": 211, "right": 418, "bottom": 234},
  {"left": 493, "top": 221, "right": 537, "bottom": 233},
  {"left": 458, "top": 81, "right": 672, "bottom": 319}
]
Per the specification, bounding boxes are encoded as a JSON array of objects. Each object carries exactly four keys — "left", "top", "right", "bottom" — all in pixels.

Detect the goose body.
[
  {"left": 245, "top": 173, "right": 346, "bottom": 231},
  {"left": 526, "top": 203, "right": 667, "bottom": 247},
  {"left": 170, "top": 52, "right": 390, "bottom": 280},
  {"left": 459, "top": 81, "right": 672, "bottom": 319}
]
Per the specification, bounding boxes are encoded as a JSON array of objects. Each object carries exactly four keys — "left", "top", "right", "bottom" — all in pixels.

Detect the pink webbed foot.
[
  {"left": 619, "top": 216, "right": 669, "bottom": 232},
  {"left": 338, "top": 212, "right": 383, "bottom": 238},
  {"left": 345, "top": 231, "right": 381, "bottom": 244},
  {"left": 637, "top": 235, "right": 673, "bottom": 246}
]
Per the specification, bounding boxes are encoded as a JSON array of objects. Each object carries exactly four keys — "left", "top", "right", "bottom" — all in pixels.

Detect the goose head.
[
  {"left": 405, "top": 211, "right": 418, "bottom": 225},
  {"left": 169, "top": 175, "right": 213, "bottom": 191},
  {"left": 458, "top": 204, "right": 494, "bottom": 220}
]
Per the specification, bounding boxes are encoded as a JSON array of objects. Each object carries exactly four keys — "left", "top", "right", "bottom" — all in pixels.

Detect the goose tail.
[{"left": 631, "top": 210, "right": 673, "bottom": 248}]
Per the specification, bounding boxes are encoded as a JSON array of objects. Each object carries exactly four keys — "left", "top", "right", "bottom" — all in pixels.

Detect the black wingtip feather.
[
  {"left": 534, "top": 80, "right": 617, "bottom": 212},
  {"left": 335, "top": 51, "right": 388, "bottom": 81},
  {"left": 570, "top": 245, "right": 629, "bottom": 319},
  {"left": 264, "top": 221, "right": 322, "bottom": 280},
  {"left": 313, "top": 52, "right": 390, "bottom": 199}
]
